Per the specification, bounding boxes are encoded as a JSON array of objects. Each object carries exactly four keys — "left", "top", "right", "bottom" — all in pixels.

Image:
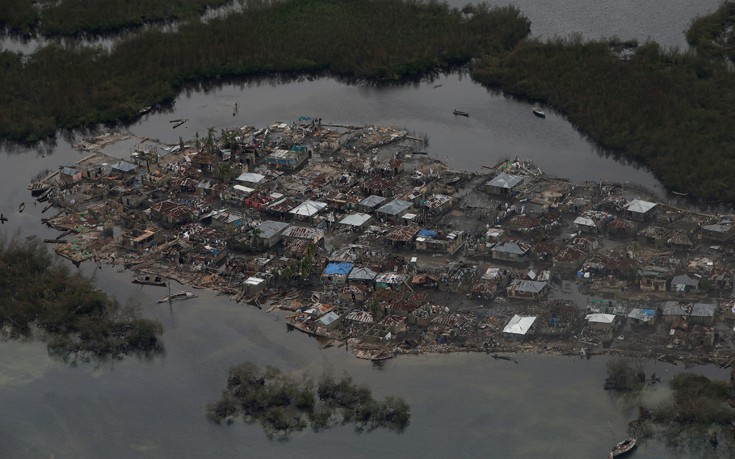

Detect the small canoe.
[
  {"left": 158, "top": 291, "right": 197, "bottom": 303},
  {"left": 453, "top": 109, "right": 469, "bottom": 117},
  {"left": 532, "top": 106, "right": 546, "bottom": 118},
  {"left": 133, "top": 275, "right": 167, "bottom": 287},
  {"left": 608, "top": 437, "right": 636, "bottom": 458}
]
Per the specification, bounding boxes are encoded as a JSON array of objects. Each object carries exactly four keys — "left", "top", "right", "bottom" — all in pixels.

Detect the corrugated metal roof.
[
  {"left": 376, "top": 199, "right": 412, "bottom": 216},
  {"left": 626, "top": 199, "right": 657, "bottom": 214},
  {"left": 487, "top": 172, "right": 523, "bottom": 189}
]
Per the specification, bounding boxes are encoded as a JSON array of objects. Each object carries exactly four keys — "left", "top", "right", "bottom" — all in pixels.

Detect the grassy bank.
[
  {"left": 0, "top": 0, "right": 230, "bottom": 36},
  {"left": 0, "top": 0, "right": 530, "bottom": 143},
  {"left": 0, "top": 235, "right": 163, "bottom": 361},
  {"left": 471, "top": 2, "right": 735, "bottom": 201}
]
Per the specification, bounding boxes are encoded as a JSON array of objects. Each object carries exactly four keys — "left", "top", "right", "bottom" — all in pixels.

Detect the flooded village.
[{"left": 27, "top": 118, "right": 735, "bottom": 365}]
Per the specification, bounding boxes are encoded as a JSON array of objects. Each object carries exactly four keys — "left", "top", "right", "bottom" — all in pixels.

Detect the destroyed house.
[
  {"left": 150, "top": 200, "right": 194, "bottom": 227},
  {"left": 506, "top": 279, "right": 548, "bottom": 299},
  {"left": 254, "top": 220, "right": 290, "bottom": 248},
  {"left": 375, "top": 273, "right": 407, "bottom": 290},
  {"left": 265, "top": 147, "right": 309, "bottom": 171},
  {"left": 222, "top": 185, "right": 254, "bottom": 205},
  {"left": 321, "top": 262, "right": 354, "bottom": 285},
  {"left": 190, "top": 151, "right": 215, "bottom": 173},
  {"left": 384, "top": 225, "right": 419, "bottom": 246},
  {"left": 266, "top": 197, "right": 301, "bottom": 218},
  {"left": 361, "top": 177, "right": 397, "bottom": 197},
  {"left": 414, "top": 229, "right": 465, "bottom": 254},
  {"left": 491, "top": 240, "right": 531, "bottom": 262},
  {"left": 638, "top": 226, "right": 669, "bottom": 248},
  {"left": 638, "top": 266, "right": 670, "bottom": 291},
  {"left": 376, "top": 199, "right": 413, "bottom": 222},
  {"left": 281, "top": 225, "right": 324, "bottom": 244},
  {"left": 607, "top": 218, "right": 638, "bottom": 237},
  {"left": 210, "top": 210, "right": 243, "bottom": 231},
  {"left": 507, "top": 215, "right": 542, "bottom": 233},
  {"left": 122, "top": 228, "right": 161, "bottom": 251},
  {"left": 486, "top": 173, "right": 523, "bottom": 196},
  {"left": 628, "top": 308, "right": 656, "bottom": 326},
  {"left": 422, "top": 194, "right": 453, "bottom": 215},
  {"left": 553, "top": 246, "right": 586, "bottom": 271},
  {"left": 700, "top": 222, "right": 735, "bottom": 241}
]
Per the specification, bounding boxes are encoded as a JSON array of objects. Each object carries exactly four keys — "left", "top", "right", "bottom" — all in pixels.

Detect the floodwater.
[{"left": 0, "top": 2, "right": 729, "bottom": 458}]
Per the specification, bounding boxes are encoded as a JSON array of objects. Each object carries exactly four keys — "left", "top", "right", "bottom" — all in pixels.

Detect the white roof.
[
  {"left": 245, "top": 276, "right": 265, "bottom": 286},
  {"left": 235, "top": 172, "right": 266, "bottom": 184},
  {"left": 338, "top": 212, "right": 372, "bottom": 227},
  {"left": 233, "top": 184, "right": 254, "bottom": 194},
  {"left": 585, "top": 313, "right": 616, "bottom": 324},
  {"left": 573, "top": 216, "right": 596, "bottom": 227},
  {"left": 289, "top": 200, "right": 327, "bottom": 217},
  {"left": 503, "top": 315, "right": 537, "bottom": 335},
  {"left": 627, "top": 199, "right": 657, "bottom": 214}
]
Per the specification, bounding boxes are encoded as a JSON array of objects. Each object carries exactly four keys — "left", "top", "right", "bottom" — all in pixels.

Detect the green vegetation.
[
  {"left": 0, "top": 0, "right": 230, "bottom": 36},
  {"left": 686, "top": 2, "right": 735, "bottom": 64},
  {"left": 0, "top": 0, "right": 530, "bottom": 143},
  {"left": 0, "top": 234, "right": 163, "bottom": 361},
  {"left": 206, "top": 362, "right": 410, "bottom": 438},
  {"left": 471, "top": 2, "right": 735, "bottom": 201}
]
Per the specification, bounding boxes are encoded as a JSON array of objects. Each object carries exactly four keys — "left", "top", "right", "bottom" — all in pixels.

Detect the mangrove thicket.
[
  {"left": 0, "top": 234, "right": 163, "bottom": 361},
  {"left": 471, "top": 1, "right": 735, "bottom": 201},
  {"left": 206, "top": 361, "right": 411, "bottom": 438},
  {"left": 0, "top": 0, "right": 530, "bottom": 143}
]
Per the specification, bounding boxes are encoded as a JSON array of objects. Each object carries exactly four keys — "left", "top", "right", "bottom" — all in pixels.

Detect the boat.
[
  {"left": 532, "top": 106, "right": 546, "bottom": 118},
  {"left": 452, "top": 109, "right": 469, "bottom": 117},
  {"left": 157, "top": 291, "right": 197, "bottom": 303},
  {"left": 133, "top": 274, "right": 167, "bottom": 287},
  {"left": 608, "top": 437, "right": 636, "bottom": 458},
  {"left": 28, "top": 182, "right": 51, "bottom": 196}
]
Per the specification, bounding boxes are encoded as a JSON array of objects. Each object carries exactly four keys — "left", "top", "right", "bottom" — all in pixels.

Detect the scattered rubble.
[{"left": 27, "top": 120, "right": 735, "bottom": 365}]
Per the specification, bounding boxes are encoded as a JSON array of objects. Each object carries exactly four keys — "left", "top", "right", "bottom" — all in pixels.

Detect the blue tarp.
[
  {"left": 417, "top": 229, "right": 438, "bottom": 238},
  {"left": 323, "top": 262, "right": 354, "bottom": 276}
]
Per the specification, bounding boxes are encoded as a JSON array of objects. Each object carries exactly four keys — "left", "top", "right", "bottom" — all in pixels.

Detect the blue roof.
[
  {"left": 417, "top": 229, "right": 438, "bottom": 238},
  {"left": 62, "top": 167, "right": 80, "bottom": 175},
  {"left": 323, "top": 262, "right": 354, "bottom": 276}
]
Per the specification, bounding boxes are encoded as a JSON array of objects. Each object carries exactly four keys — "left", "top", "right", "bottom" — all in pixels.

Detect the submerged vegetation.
[
  {"left": 630, "top": 372, "right": 735, "bottom": 454},
  {"left": 0, "top": 0, "right": 529, "bottom": 143},
  {"left": 471, "top": 1, "right": 735, "bottom": 201},
  {"left": 206, "top": 362, "right": 410, "bottom": 438},
  {"left": 0, "top": 234, "right": 163, "bottom": 361},
  {"left": 0, "top": 0, "right": 230, "bottom": 36}
]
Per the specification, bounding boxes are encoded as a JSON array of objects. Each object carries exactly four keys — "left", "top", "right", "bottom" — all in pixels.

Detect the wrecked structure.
[{"left": 27, "top": 120, "right": 735, "bottom": 365}]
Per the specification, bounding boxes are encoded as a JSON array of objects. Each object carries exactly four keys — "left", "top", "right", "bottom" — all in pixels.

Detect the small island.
[{"left": 25, "top": 118, "right": 735, "bottom": 368}]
